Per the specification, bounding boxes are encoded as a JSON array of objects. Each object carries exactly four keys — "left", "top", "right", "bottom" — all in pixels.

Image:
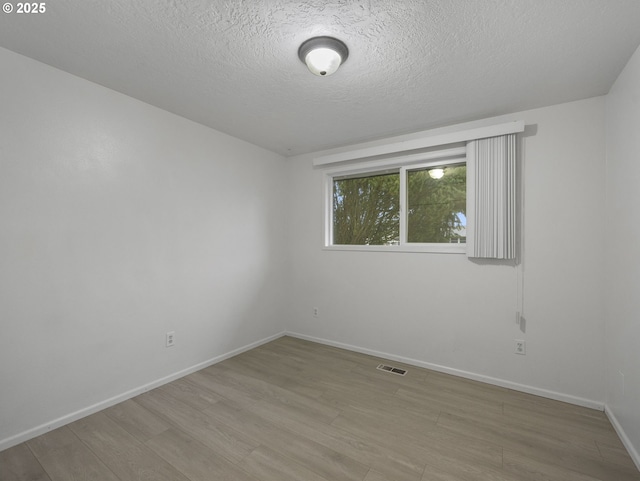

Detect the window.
[
  {"left": 326, "top": 157, "right": 467, "bottom": 253},
  {"left": 332, "top": 171, "right": 400, "bottom": 246},
  {"left": 405, "top": 163, "right": 466, "bottom": 244}
]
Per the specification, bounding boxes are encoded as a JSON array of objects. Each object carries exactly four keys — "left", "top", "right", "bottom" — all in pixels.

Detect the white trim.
[
  {"left": 286, "top": 331, "right": 605, "bottom": 411},
  {"left": 0, "top": 331, "right": 286, "bottom": 452},
  {"left": 313, "top": 120, "right": 524, "bottom": 166},
  {"left": 605, "top": 405, "right": 640, "bottom": 471},
  {"left": 323, "top": 244, "right": 466, "bottom": 254},
  {"left": 323, "top": 171, "right": 334, "bottom": 247}
]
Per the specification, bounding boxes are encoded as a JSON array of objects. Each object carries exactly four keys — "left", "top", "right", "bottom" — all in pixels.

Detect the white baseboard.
[
  {"left": 605, "top": 405, "right": 640, "bottom": 471},
  {"left": 286, "top": 331, "right": 604, "bottom": 411},
  {"left": 0, "top": 331, "right": 286, "bottom": 453}
]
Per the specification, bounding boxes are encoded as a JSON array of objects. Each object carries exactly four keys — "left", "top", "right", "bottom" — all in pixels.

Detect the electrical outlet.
[
  {"left": 312, "top": 307, "right": 319, "bottom": 318},
  {"left": 515, "top": 339, "right": 526, "bottom": 355},
  {"left": 166, "top": 331, "right": 175, "bottom": 348}
]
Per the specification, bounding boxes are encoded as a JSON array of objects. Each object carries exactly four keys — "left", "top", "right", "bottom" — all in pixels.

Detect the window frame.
[{"left": 323, "top": 147, "right": 469, "bottom": 254}]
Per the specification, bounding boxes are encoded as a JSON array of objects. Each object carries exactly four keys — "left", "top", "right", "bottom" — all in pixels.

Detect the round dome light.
[{"left": 298, "top": 36, "right": 349, "bottom": 76}]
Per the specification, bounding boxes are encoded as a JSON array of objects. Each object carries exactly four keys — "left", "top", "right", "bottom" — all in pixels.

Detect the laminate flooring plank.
[
  {"left": 332, "top": 411, "right": 505, "bottom": 475},
  {"left": 330, "top": 408, "right": 460, "bottom": 461},
  {"left": 263, "top": 337, "right": 361, "bottom": 371},
  {"left": 502, "top": 449, "right": 607, "bottom": 481},
  {"left": 418, "top": 424, "right": 505, "bottom": 469},
  {"left": 248, "top": 397, "right": 427, "bottom": 481},
  {"left": 502, "top": 394, "right": 610, "bottom": 425},
  {"left": 331, "top": 406, "right": 439, "bottom": 449},
  {"left": 210, "top": 360, "right": 303, "bottom": 400},
  {"left": 220, "top": 356, "right": 300, "bottom": 391},
  {"left": 236, "top": 344, "right": 308, "bottom": 375},
  {"left": 275, "top": 337, "right": 389, "bottom": 370},
  {"left": 439, "top": 403, "right": 603, "bottom": 457},
  {"left": 596, "top": 440, "right": 640, "bottom": 472},
  {"left": 68, "top": 411, "right": 190, "bottom": 481},
  {"left": 502, "top": 401, "right": 618, "bottom": 443},
  {"left": 500, "top": 404, "right": 618, "bottom": 453},
  {"left": 227, "top": 343, "right": 316, "bottom": 374},
  {"left": 265, "top": 337, "right": 364, "bottom": 368},
  {"left": 304, "top": 366, "right": 402, "bottom": 397},
  {"left": 364, "top": 468, "right": 426, "bottom": 481},
  {"left": 204, "top": 400, "right": 369, "bottom": 481},
  {"left": 420, "top": 460, "right": 529, "bottom": 481},
  {"left": 320, "top": 386, "right": 440, "bottom": 423},
  {"left": 27, "top": 427, "right": 119, "bottom": 481},
  {"left": 337, "top": 404, "right": 440, "bottom": 443},
  {"left": 395, "top": 383, "right": 504, "bottom": 417},
  {"left": 220, "top": 351, "right": 329, "bottom": 399},
  {"left": 206, "top": 367, "right": 341, "bottom": 424},
  {"left": 439, "top": 408, "right": 603, "bottom": 458},
  {"left": 184, "top": 370, "right": 264, "bottom": 410},
  {"left": 156, "top": 376, "right": 222, "bottom": 411},
  {"left": 239, "top": 445, "right": 331, "bottom": 481},
  {"left": 104, "top": 398, "right": 170, "bottom": 442},
  {"left": 202, "top": 363, "right": 295, "bottom": 402},
  {"left": 145, "top": 428, "right": 259, "bottom": 481},
  {"left": 422, "top": 369, "right": 513, "bottom": 397},
  {"left": 276, "top": 376, "right": 328, "bottom": 399},
  {"left": 437, "top": 411, "right": 640, "bottom": 481},
  {"left": 257, "top": 340, "right": 335, "bottom": 370},
  {"left": 133, "top": 389, "right": 258, "bottom": 463},
  {"left": 225, "top": 349, "right": 360, "bottom": 400},
  {"left": 0, "top": 443, "right": 51, "bottom": 481}
]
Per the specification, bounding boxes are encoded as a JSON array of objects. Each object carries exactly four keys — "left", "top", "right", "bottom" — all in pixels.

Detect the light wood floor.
[{"left": 1, "top": 336, "right": 639, "bottom": 481}]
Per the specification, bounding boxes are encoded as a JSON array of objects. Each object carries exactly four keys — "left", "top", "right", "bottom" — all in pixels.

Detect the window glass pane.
[
  {"left": 333, "top": 172, "right": 400, "bottom": 245},
  {"left": 407, "top": 164, "right": 466, "bottom": 243}
]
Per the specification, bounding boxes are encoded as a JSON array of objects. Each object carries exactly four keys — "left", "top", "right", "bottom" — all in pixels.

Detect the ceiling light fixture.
[
  {"left": 428, "top": 168, "right": 445, "bottom": 179},
  {"left": 298, "top": 36, "right": 349, "bottom": 76}
]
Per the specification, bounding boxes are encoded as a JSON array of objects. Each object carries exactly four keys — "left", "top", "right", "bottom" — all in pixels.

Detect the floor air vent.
[{"left": 376, "top": 364, "right": 407, "bottom": 376}]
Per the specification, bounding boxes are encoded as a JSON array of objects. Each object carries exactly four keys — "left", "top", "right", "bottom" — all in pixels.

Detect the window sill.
[{"left": 323, "top": 244, "right": 467, "bottom": 254}]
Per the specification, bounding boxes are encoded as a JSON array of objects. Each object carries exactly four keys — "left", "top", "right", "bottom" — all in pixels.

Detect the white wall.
[
  {"left": 0, "top": 47, "right": 288, "bottom": 448},
  {"left": 287, "top": 97, "right": 606, "bottom": 407},
  {"left": 605, "top": 43, "right": 640, "bottom": 463}
]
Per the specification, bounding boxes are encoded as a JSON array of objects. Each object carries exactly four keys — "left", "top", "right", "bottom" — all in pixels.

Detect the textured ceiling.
[{"left": 1, "top": 1, "right": 640, "bottom": 156}]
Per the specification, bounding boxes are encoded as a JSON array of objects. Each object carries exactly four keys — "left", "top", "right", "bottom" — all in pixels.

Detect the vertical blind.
[{"left": 467, "top": 134, "right": 517, "bottom": 259}]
